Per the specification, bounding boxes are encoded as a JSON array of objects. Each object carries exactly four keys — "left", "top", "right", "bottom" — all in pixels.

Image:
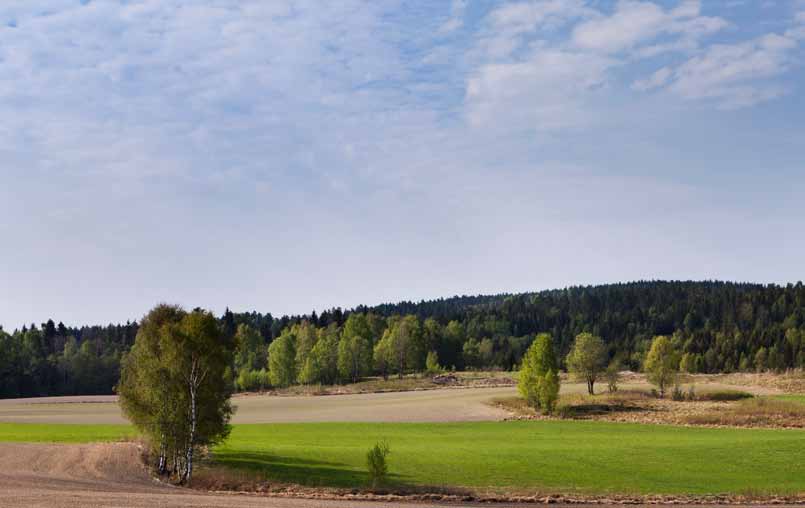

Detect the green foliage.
[
  {"left": 699, "top": 390, "right": 754, "bottom": 402},
  {"left": 643, "top": 336, "right": 680, "bottom": 397},
  {"left": 236, "top": 368, "right": 269, "bottom": 392},
  {"left": 118, "top": 304, "right": 234, "bottom": 484},
  {"left": 338, "top": 314, "right": 373, "bottom": 383},
  {"left": 365, "top": 440, "right": 390, "bottom": 489},
  {"left": 268, "top": 331, "right": 296, "bottom": 388},
  {"left": 372, "top": 332, "right": 392, "bottom": 380},
  {"left": 424, "top": 351, "right": 442, "bottom": 376},
  {"left": 292, "top": 321, "right": 318, "bottom": 383},
  {"left": 6, "top": 281, "right": 805, "bottom": 399},
  {"left": 518, "top": 333, "right": 560, "bottom": 414},
  {"left": 566, "top": 332, "right": 607, "bottom": 395},
  {"left": 605, "top": 360, "right": 620, "bottom": 393},
  {"left": 462, "top": 338, "right": 481, "bottom": 369},
  {"left": 234, "top": 324, "right": 266, "bottom": 373},
  {"left": 0, "top": 423, "right": 133, "bottom": 443}
]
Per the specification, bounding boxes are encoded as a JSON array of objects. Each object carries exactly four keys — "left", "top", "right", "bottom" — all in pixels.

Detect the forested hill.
[{"left": 1, "top": 280, "right": 804, "bottom": 398}]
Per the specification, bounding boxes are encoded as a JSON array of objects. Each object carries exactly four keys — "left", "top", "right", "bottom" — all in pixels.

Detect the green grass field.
[
  {"left": 212, "top": 421, "right": 805, "bottom": 495},
  {"left": 2, "top": 420, "right": 805, "bottom": 495},
  {"left": 0, "top": 423, "right": 134, "bottom": 443}
]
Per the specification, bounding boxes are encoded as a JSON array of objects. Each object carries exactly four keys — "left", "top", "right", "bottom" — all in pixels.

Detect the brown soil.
[{"left": 496, "top": 393, "right": 805, "bottom": 430}]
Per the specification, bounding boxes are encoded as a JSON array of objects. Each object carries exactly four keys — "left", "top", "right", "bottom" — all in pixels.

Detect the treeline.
[
  {"left": 0, "top": 320, "right": 137, "bottom": 398},
  {"left": 2, "top": 281, "right": 805, "bottom": 398}
]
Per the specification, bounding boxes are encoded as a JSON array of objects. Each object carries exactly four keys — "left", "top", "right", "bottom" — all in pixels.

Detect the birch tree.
[
  {"left": 118, "top": 305, "right": 234, "bottom": 485},
  {"left": 566, "top": 332, "right": 607, "bottom": 395}
]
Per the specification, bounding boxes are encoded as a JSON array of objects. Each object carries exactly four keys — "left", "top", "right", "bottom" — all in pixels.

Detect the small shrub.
[
  {"left": 686, "top": 385, "right": 696, "bottom": 401},
  {"left": 699, "top": 390, "right": 754, "bottom": 402},
  {"left": 671, "top": 385, "right": 685, "bottom": 401},
  {"left": 683, "top": 397, "right": 805, "bottom": 427},
  {"left": 605, "top": 361, "right": 620, "bottom": 393},
  {"left": 366, "top": 441, "right": 391, "bottom": 489},
  {"left": 425, "top": 351, "right": 442, "bottom": 377},
  {"left": 556, "top": 404, "right": 574, "bottom": 419}
]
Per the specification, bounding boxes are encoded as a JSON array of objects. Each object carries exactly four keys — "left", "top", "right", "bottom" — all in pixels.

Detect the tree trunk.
[
  {"left": 184, "top": 373, "right": 198, "bottom": 484},
  {"left": 587, "top": 378, "right": 594, "bottom": 395},
  {"left": 157, "top": 434, "right": 167, "bottom": 475}
]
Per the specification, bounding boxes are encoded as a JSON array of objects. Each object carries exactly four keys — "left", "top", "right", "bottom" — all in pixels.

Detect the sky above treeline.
[{"left": 2, "top": 0, "right": 805, "bottom": 329}]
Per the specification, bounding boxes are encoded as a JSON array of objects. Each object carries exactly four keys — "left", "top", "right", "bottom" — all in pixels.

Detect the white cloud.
[
  {"left": 632, "top": 67, "right": 672, "bottom": 91},
  {"left": 648, "top": 33, "right": 800, "bottom": 108},
  {"left": 477, "top": 0, "right": 593, "bottom": 59},
  {"left": 572, "top": 0, "right": 726, "bottom": 54},
  {"left": 466, "top": 48, "right": 614, "bottom": 131},
  {"left": 438, "top": 0, "right": 467, "bottom": 34}
]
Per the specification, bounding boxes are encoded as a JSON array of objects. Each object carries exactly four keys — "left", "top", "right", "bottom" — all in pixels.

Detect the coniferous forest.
[{"left": 1, "top": 280, "right": 804, "bottom": 399}]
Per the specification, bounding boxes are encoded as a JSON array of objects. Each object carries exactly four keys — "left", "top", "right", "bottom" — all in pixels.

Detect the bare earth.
[
  {"left": 0, "top": 386, "right": 516, "bottom": 424},
  {"left": 0, "top": 374, "right": 781, "bottom": 425}
]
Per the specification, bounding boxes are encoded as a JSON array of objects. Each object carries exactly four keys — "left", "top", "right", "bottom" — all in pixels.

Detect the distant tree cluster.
[
  {"left": 2, "top": 281, "right": 805, "bottom": 399},
  {"left": 0, "top": 320, "right": 137, "bottom": 398}
]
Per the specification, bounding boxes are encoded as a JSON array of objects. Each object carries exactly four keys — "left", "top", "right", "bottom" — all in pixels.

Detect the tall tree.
[
  {"left": 338, "top": 313, "right": 372, "bottom": 383},
  {"left": 566, "top": 332, "right": 607, "bottom": 395},
  {"left": 518, "top": 333, "right": 560, "bottom": 414},
  {"left": 118, "top": 305, "right": 234, "bottom": 484},
  {"left": 643, "top": 335, "right": 679, "bottom": 397},
  {"left": 268, "top": 330, "right": 297, "bottom": 388}
]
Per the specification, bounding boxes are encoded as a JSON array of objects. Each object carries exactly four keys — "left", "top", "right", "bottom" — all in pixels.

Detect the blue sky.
[{"left": 1, "top": 0, "right": 804, "bottom": 328}]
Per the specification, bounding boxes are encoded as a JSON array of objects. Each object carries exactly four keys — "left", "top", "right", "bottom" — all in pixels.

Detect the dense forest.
[{"left": 1, "top": 281, "right": 804, "bottom": 398}]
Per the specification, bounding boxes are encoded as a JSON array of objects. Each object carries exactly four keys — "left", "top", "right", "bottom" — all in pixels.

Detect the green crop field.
[
  {"left": 212, "top": 421, "right": 805, "bottom": 495},
  {"left": 0, "top": 423, "right": 134, "bottom": 443},
  {"left": 3, "top": 420, "right": 805, "bottom": 495}
]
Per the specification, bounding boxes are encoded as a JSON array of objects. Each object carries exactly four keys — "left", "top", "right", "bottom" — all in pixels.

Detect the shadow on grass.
[
  {"left": 209, "top": 450, "right": 410, "bottom": 490},
  {"left": 566, "top": 403, "right": 645, "bottom": 417}
]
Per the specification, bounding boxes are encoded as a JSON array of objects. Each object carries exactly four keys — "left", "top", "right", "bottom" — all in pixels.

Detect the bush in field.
[
  {"left": 700, "top": 390, "right": 753, "bottom": 402},
  {"left": 518, "top": 333, "right": 560, "bottom": 414},
  {"left": 643, "top": 335, "right": 679, "bottom": 398},
  {"left": 566, "top": 332, "right": 607, "bottom": 395},
  {"left": 236, "top": 368, "right": 269, "bottom": 392},
  {"left": 605, "top": 360, "right": 620, "bottom": 393},
  {"left": 366, "top": 441, "right": 391, "bottom": 489},
  {"left": 425, "top": 351, "right": 442, "bottom": 376}
]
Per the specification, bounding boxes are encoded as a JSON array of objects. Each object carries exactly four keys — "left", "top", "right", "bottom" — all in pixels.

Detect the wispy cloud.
[{"left": 1, "top": 0, "right": 804, "bottom": 326}]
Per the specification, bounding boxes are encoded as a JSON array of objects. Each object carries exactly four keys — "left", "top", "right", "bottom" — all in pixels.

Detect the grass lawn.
[
  {"left": 0, "top": 423, "right": 134, "bottom": 443},
  {"left": 2, "top": 420, "right": 804, "bottom": 495},
  {"left": 212, "top": 420, "right": 805, "bottom": 495}
]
